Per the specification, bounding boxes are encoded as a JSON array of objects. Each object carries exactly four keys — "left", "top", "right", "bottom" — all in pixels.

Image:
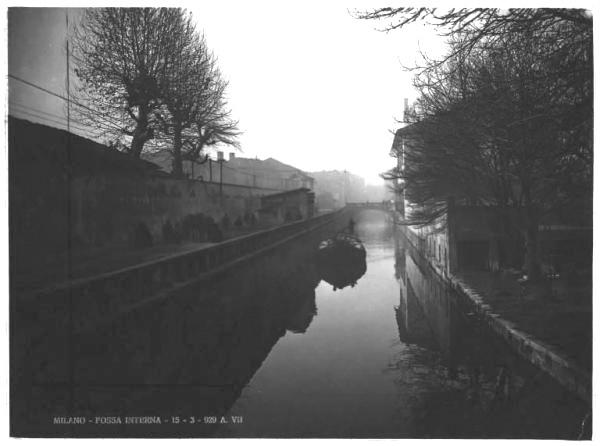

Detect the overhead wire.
[
  {"left": 10, "top": 101, "right": 93, "bottom": 134},
  {"left": 8, "top": 75, "right": 302, "bottom": 187},
  {"left": 8, "top": 73, "right": 128, "bottom": 131}
]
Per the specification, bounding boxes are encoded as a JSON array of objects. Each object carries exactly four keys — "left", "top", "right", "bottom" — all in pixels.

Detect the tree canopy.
[
  {"left": 73, "top": 7, "right": 240, "bottom": 173},
  {"left": 360, "top": 8, "right": 593, "bottom": 279}
]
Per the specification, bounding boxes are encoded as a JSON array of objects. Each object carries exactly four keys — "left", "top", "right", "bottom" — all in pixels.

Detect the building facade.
[{"left": 144, "top": 151, "right": 314, "bottom": 193}]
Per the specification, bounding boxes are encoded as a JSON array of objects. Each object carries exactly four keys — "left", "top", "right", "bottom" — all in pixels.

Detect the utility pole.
[
  {"left": 219, "top": 159, "right": 223, "bottom": 197},
  {"left": 65, "top": 6, "right": 75, "bottom": 419},
  {"left": 217, "top": 151, "right": 224, "bottom": 197}
]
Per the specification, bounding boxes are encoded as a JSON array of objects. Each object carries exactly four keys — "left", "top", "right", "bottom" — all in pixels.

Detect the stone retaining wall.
[{"left": 398, "top": 225, "right": 591, "bottom": 404}]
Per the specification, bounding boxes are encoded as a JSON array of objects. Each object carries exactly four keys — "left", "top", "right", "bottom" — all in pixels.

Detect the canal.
[
  {"left": 13, "top": 210, "right": 589, "bottom": 438},
  {"left": 216, "top": 210, "right": 588, "bottom": 438}
]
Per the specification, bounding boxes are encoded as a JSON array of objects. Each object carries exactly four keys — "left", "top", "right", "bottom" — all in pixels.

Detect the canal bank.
[
  {"left": 398, "top": 224, "right": 592, "bottom": 406},
  {"left": 11, "top": 209, "right": 589, "bottom": 438},
  {"left": 13, "top": 209, "right": 349, "bottom": 326},
  {"left": 11, "top": 208, "right": 352, "bottom": 437},
  {"left": 215, "top": 210, "right": 587, "bottom": 438}
]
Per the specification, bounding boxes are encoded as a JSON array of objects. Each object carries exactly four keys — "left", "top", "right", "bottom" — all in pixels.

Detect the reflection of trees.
[
  {"left": 12, "top": 246, "right": 322, "bottom": 436},
  {"left": 395, "top": 241, "right": 588, "bottom": 437}
]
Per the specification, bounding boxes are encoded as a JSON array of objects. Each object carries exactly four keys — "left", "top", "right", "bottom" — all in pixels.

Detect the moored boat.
[{"left": 317, "top": 232, "right": 367, "bottom": 290}]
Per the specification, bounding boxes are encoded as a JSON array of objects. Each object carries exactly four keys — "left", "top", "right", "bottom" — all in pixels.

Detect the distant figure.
[{"left": 348, "top": 217, "right": 355, "bottom": 234}]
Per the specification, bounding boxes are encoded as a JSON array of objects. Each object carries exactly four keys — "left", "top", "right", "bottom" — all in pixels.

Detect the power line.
[
  {"left": 8, "top": 73, "right": 126, "bottom": 130},
  {"left": 8, "top": 74, "right": 254, "bottom": 177},
  {"left": 10, "top": 101, "right": 92, "bottom": 128},
  {"left": 9, "top": 74, "right": 71, "bottom": 105},
  {"left": 10, "top": 106, "right": 91, "bottom": 135}
]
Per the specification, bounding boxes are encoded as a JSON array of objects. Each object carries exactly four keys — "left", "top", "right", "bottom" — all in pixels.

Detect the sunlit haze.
[{"left": 188, "top": 1, "right": 443, "bottom": 184}]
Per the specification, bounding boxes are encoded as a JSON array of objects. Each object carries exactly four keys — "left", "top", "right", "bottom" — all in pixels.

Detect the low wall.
[
  {"left": 71, "top": 175, "right": 276, "bottom": 247},
  {"left": 9, "top": 117, "right": 294, "bottom": 268},
  {"left": 11, "top": 209, "right": 350, "bottom": 436},
  {"left": 11, "top": 209, "right": 350, "bottom": 424},
  {"left": 14, "top": 209, "right": 349, "bottom": 328},
  {"left": 403, "top": 225, "right": 451, "bottom": 278}
]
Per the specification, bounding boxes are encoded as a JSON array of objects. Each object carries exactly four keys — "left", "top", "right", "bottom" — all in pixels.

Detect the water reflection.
[
  {"left": 286, "top": 288, "right": 318, "bottom": 334},
  {"left": 12, "top": 233, "right": 325, "bottom": 437},
  {"left": 317, "top": 233, "right": 367, "bottom": 291},
  {"left": 393, "top": 231, "right": 589, "bottom": 438},
  {"left": 12, "top": 213, "right": 590, "bottom": 438}
]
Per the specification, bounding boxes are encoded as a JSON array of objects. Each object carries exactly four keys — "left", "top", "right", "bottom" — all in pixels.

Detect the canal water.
[
  {"left": 13, "top": 210, "right": 589, "bottom": 438},
  {"left": 215, "top": 210, "right": 588, "bottom": 438}
]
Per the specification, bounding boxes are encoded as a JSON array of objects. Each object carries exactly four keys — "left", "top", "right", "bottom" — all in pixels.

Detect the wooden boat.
[{"left": 317, "top": 232, "right": 367, "bottom": 290}]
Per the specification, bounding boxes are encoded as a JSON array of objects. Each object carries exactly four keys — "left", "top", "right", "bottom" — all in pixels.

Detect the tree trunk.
[
  {"left": 130, "top": 106, "right": 151, "bottom": 158},
  {"left": 522, "top": 202, "right": 542, "bottom": 282},
  {"left": 171, "top": 121, "right": 183, "bottom": 177}
]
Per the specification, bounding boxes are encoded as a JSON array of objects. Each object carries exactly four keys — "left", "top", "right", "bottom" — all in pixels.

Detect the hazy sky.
[
  {"left": 6, "top": 3, "right": 594, "bottom": 184},
  {"left": 188, "top": 2, "right": 444, "bottom": 183},
  {"left": 41, "top": 5, "right": 600, "bottom": 186},
  {"left": 7, "top": 4, "right": 450, "bottom": 184}
]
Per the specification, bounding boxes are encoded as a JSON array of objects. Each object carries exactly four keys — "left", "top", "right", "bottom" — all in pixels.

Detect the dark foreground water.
[{"left": 11, "top": 211, "right": 590, "bottom": 438}]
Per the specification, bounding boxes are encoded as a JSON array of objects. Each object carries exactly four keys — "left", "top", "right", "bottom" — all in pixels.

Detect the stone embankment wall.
[
  {"left": 11, "top": 209, "right": 350, "bottom": 435},
  {"left": 70, "top": 175, "right": 272, "bottom": 247},
  {"left": 402, "top": 225, "right": 452, "bottom": 278},
  {"left": 9, "top": 117, "right": 284, "bottom": 265},
  {"left": 403, "top": 204, "right": 521, "bottom": 275},
  {"left": 398, "top": 223, "right": 591, "bottom": 404}
]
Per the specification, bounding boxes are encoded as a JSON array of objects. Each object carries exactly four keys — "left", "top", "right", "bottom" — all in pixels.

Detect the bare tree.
[
  {"left": 184, "top": 68, "right": 241, "bottom": 165},
  {"left": 152, "top": 12, "right": 210, "bottom": 176},
  {"left": 154, "top": 18, "right": 241, "bottom": 176},
  {"left": 366, "top": 8, "right": 592, "bottom": 281},
  {"left": 385, "top": 22, "right": 592, "bottom": 280},
  {"left": 73, "top": 8, "right": 184, "bottom": 158},
  {"left": 353, "top": 8, "right": 592, "bottom": 72}
]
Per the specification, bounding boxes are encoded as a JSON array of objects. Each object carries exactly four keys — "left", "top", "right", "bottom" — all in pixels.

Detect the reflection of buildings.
[
  {"left": 390, "top": 130, "right": 406, "bottom": 217},
  {"left": 395, "top": 237, "right": 483, "bottom": 378},
  {"left": 394, "top": 240, "right": 435, "bottom": 349},
  {"left": 394, "top": 235, "right": 406, "bottom": 282},
  {"left": 404, "top": 251, "right": 455, "bottom": 355},
  {"left": 396, "top": 279, "right": 435, "bottom": 348}
]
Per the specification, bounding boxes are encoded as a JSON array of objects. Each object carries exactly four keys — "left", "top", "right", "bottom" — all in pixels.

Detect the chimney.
[
  {"left": 229, "top": 152, "right": 235, "bottom": 161},
  {"left": 217, "top": 151, "right": 224, "bottom": 161},
  {"left": 403, "top": 98, "right": 409, "bottom": 123}
]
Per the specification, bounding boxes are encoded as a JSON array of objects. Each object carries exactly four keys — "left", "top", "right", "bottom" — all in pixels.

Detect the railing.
[
  {"left": 15, "top": 209, "right": 349, "bottom": 332},
  {"left": 345, "top": 201, "right": 393, "bottom": 211}
]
